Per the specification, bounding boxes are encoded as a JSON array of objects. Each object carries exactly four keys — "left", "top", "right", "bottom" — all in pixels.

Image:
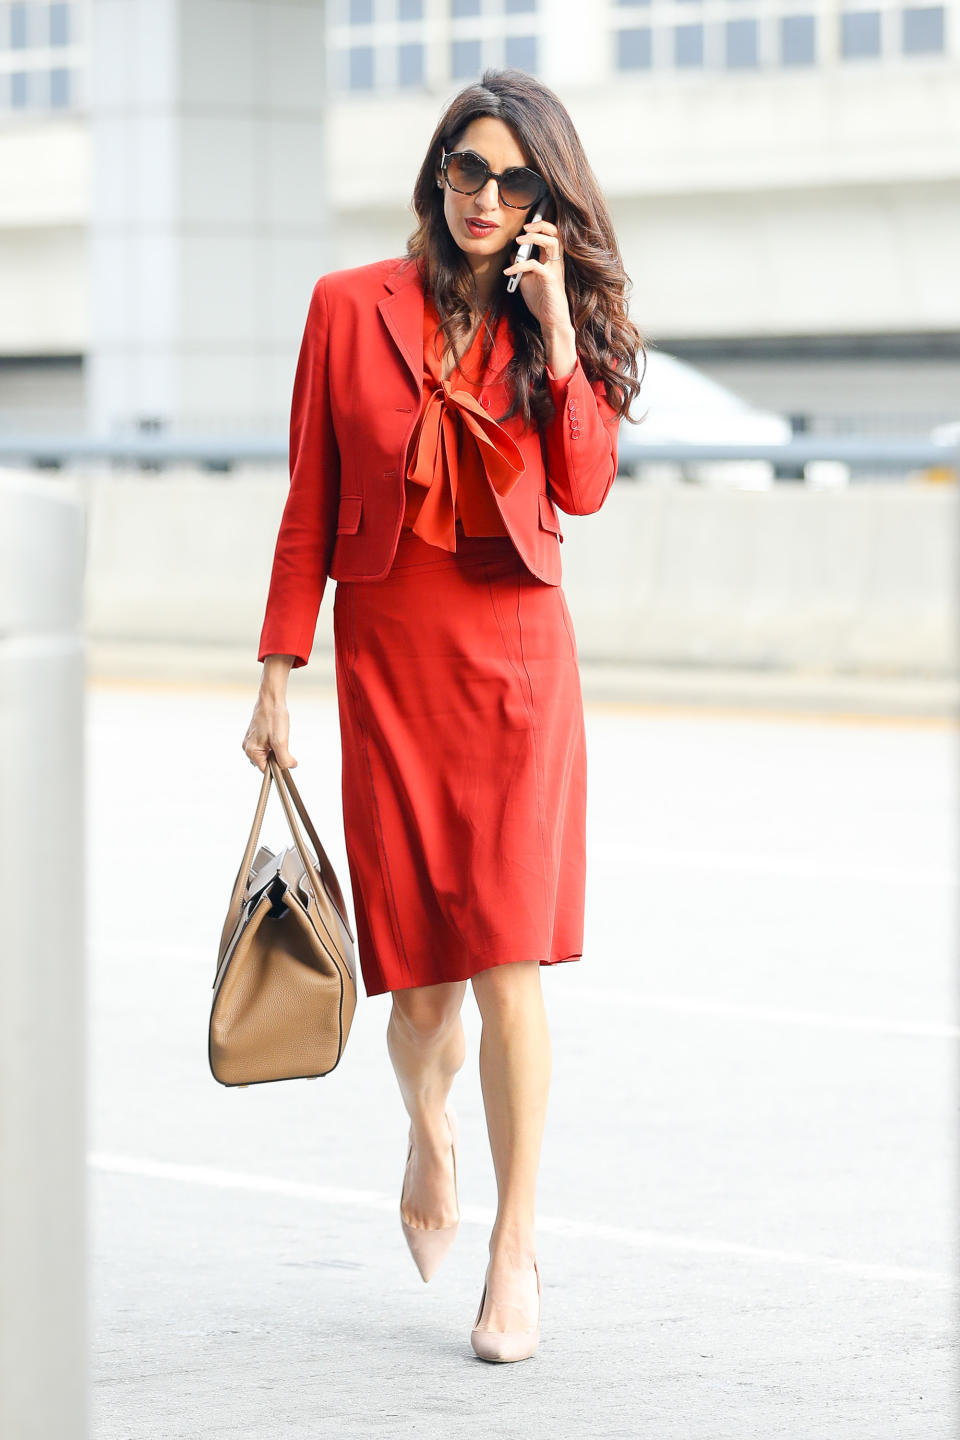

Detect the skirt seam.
[{"left": 484, "top": 565, "right": 552, "bottom": 944}]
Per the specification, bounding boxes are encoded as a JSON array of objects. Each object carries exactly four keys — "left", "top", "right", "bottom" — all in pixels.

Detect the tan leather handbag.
[{"left": 209, "top": 755, "right": 357, "bottom": 1087}]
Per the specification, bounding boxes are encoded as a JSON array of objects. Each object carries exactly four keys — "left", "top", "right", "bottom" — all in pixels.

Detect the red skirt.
[{"left": 332, "top": 525, "right": 587, "bottom": 997}]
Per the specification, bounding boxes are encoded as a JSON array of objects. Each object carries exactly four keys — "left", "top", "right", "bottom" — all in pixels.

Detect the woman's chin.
[
  {"left": 458, "top": 234, "right": 498, "bottom": 253},
  {"left": 454, "top": 236, "right": 514, "bottom": 265}
]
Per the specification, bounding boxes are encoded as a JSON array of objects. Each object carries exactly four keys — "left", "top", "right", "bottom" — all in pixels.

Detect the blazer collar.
[
  {"left": 382, "top": 256, "right": 421, "bottom": 296},
  {"left": 378, "top": 257, "right": 511, "bottom": 395}
]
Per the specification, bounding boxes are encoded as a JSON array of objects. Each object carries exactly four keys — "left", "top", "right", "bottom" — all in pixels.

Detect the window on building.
[
  {"left": 780, "top": 13, "right": 816, "bottom": 65},
  {"left": 841, "top": 10, "right": 882, "bottom": 57},
  {"left": 348, "top": 44, "right": 376, "bottom": 88},
  {"left": 329, "top": 0, "right": 540, "bottom": 93},
  {"left": 49, "top": 64, "right": 69, "bottom": 106},
  {"left": 451, "top": 36, "right": 483, "bottom": 78},
  {"left": 616, "top": 25, "right": 653, "bottom": 68},
  {"left": 604, "top": 0, "right": 945, "bottom": 78},
  {"left": 725, "top": 18, "right": 759, "bottom": 66},
  {"left": 675, "top": 23, "right": 704, "bottom": 66},
  {"left": 397, "top": 40, "right": 424, "bottom": 85},
  {"left": 504, "top": 32, "right": 537, "bottom": 70},
  {"left": 50, "top": 2, "right": 70, "bottom": 46},
  {"left": 902, "top": 5, "right": 944, "bottom": 52},
  {"left": 10, "top": 2, "right": 28, "bottom": 48},
  {"left": 0, "top": 3, "right": 83, "bottom": 112}
]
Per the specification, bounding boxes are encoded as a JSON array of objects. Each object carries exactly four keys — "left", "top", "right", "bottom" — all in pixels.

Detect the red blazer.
[{"left": 258, "top": 256, "right": 621, "bottom": 668}]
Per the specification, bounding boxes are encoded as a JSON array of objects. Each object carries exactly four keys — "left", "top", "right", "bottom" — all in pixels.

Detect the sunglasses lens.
[
  {"left": 446, "top": 153, "right": 488, "bottom": 193},
  {"left": 444, "top": 153, "right": 545, "bottom": 208},
  {"left": 500, "top": 170, "right": 544, "bottom": 208}
]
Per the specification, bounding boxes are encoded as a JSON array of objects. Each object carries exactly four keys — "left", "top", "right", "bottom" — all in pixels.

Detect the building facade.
[{"left": 0, "top": 0, "right": 957, "bottom": 438}]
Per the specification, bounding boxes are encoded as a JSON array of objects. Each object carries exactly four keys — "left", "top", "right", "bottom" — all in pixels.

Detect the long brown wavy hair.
[{"left": 406, "top": 68, "right": 645, "bottom": 430}]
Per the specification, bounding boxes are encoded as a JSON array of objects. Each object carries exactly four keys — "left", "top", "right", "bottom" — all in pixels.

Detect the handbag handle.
[
  {"left": 266, "top": 754, "right": 355, "bottom": 944},
  {"left": 219, "top": 761, "right": 274, "bottom": 966},
  {"left": 219, "top": 756, "right": 354, "bottom": 967}
]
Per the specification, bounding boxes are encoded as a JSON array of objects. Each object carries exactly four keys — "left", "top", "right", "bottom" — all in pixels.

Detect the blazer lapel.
[
  {"left": 378, "top": 257, "right": 513, "bottom": 393},
  {"left": 378, "top": 260, "right": 424, "bottom": 397},
  {"left": 484, "top": 309, "right": 513, "bottom": 389}
]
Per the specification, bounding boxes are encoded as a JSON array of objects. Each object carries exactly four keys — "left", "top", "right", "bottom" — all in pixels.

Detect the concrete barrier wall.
[
  {"left": 558, "top": 480, "right": 959, "bottom": 675},
  {"left": 61, "top": 465, "right": 960, "bottom": 676}
]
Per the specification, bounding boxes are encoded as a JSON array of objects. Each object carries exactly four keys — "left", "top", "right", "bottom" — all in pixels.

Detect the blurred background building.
[
  {"left": 0, "top": 0, "right": 955, "bottom": 689},
  {"left": 0, "top": 0, "right": 958, "bottom": 443}
]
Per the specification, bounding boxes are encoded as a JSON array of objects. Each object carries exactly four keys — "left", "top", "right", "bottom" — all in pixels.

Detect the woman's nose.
[{"left": 476, "top": 177, "right": 500, "bottom": 209}]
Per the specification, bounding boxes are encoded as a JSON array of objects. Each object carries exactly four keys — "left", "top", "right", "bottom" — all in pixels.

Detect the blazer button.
[{"left": 480, "top": 395, "right": 490, "bottom": 408}]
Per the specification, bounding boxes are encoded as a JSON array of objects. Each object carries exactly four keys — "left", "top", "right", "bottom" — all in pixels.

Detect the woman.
[{"left": 242, "top": 68, "right": 643, "bottom": 1363}]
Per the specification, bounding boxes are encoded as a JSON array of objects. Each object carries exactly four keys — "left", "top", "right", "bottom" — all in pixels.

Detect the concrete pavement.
[{"left": 85, "top": 680, "right": 958, "bottom": 1439}]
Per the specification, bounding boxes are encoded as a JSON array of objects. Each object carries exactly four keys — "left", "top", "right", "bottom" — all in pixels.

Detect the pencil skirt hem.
[{"left": 362, "top": 951, "right": 582, "bottom": 999}]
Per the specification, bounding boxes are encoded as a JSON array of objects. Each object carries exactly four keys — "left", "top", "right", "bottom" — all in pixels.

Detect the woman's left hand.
[{"left": 504, "top": 219, "right": 572, "bottom": 334}]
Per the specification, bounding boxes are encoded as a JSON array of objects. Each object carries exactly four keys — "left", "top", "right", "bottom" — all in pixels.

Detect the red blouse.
[{"left": 401, "top": 295, "right": 524, "bottom": 551}]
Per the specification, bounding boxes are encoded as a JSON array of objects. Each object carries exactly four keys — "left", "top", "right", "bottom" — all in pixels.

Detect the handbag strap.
[
  {"left": 266, "top": 755, "right": 355, "bottom": 944},
  {"left": 219, "top": 760, "right": 274, "bottom": 965},
  {"left": 219, "top": 757, "right": 355, "bottom": 966}
]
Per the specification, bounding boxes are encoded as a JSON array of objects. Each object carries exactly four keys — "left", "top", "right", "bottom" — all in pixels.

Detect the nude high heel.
[
  {"left": 470, "top": 1258, "right": 542, "bottom": 1363},
  {"left": 399, "top": 1106, "right": 460, "bottom": 1283}
]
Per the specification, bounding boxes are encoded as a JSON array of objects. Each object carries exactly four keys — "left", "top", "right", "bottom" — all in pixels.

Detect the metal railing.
[{"left": 0, "top": 433, "right": 957, "bottom": 473}]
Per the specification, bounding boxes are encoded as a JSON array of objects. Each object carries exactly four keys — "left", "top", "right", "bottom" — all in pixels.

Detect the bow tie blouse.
[{"left": 401, "top": 295, "right": 524, "bottom": 551}]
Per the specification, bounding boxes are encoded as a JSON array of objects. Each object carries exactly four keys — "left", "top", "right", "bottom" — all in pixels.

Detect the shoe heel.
[{"left": 470, "top": 1258, "right": 541, "bottom": 1363}]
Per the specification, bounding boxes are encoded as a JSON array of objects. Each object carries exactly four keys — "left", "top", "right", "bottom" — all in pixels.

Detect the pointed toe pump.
[
  {"left": 399, "top": 1106, "right": 460, "bottom": 1283},
  {"left": 470, "top": 1258, "right": 542, "bottom": 1363}
]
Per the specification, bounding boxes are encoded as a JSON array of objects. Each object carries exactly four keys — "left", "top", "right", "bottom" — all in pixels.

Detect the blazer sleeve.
[
  {"left": 540, "top": 354, "right": 621, "bottom": 516},
  {"left": 257, "top": 277, "right": 340, "bottom": 669}
]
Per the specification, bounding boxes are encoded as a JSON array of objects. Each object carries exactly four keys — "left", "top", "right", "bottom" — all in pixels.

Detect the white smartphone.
[{"left": 506, "top": 210, "right": 544, "bottom": 294}]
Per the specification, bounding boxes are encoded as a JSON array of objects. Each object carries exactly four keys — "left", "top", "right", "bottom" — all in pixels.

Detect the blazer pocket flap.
[
  {"left": 336, "top": 494, "right": 363, "bottom": 534},
  {"left": 538, "top": 491, "right": 563, "bottom": 539}
]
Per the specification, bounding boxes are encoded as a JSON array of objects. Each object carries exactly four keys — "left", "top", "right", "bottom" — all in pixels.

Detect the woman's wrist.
[
  {"left": 543, "top": 323, "right": 577, "bottom": 381},
  {"left": 260, "top": 654, "right": 294, "bottom": 702}
]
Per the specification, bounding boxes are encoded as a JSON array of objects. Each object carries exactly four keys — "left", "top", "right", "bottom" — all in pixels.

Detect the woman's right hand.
[{"left": 242, "top": 656, "right": 298, "bottom": 772}]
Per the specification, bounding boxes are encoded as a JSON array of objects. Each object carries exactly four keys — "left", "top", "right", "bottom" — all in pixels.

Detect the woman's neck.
[{"left": 466, "top": 247, "right": 511, "bottom": 311}]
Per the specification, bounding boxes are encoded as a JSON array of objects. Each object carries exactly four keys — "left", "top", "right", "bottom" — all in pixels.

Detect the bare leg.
[
  {"left": 470, "top": 960, "right": 550, "bottom": 1329},
  {"left": 387, "top": 979, "right": 467, "bottom": 1227}
]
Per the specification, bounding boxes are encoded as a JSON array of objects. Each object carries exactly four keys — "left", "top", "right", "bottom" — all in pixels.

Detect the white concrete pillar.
[
  {"left": 86, "top": 0, "right": 328, "bottom": 439},
  {"left": 0, "top": 474, "right": 88, "bottom": 1439}
]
